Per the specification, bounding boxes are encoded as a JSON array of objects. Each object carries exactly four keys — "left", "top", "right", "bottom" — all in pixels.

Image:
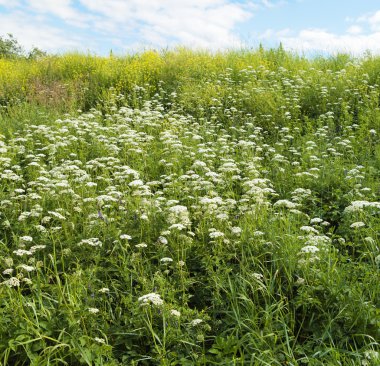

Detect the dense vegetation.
[{"left": 0, "top": 45, "right": 379, "bottom": 365}]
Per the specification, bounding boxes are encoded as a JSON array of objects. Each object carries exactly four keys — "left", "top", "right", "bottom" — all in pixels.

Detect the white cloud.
[
  {"left": 360, "top": 10, "right": 380, "bottom": 31},
  {"left": 26, "top": 0, "right": 76, "bottom": 19},
  {"left": 0, "top": 0, "right": 21, "bottom": 7},
  {"left": 0, "top": 10, "right": 85, "bottom": 51},
  {"left": 256, "top": 27, "right": 291, "bottom": 41},
  {"left": 279, "top": 28, "right": 380, "bottom": 55},
  {"left": 77, "top": 0, "right": 253, "bottom": 49},
  {"left": 261, "top": 0, "right": 275, "bottom": 8},
  {"left": 261, "top": 0, "right": 288, "bottom": 9},
  {"left": 347, "top": 25, "right": 362, "bottom": 35},
  {"left": 263, "top": 9, "right": 380, "bottom": 55},
  {"left": 0, "top": 0, "right": 254, "bottom": 52},
  {"left": 25, "top": 0, "right": 96, "bottom": 28}
]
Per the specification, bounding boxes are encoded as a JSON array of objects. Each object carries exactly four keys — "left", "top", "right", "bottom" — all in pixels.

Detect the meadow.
[{"left": 0, "top": 48, "right": 379, "bottom": 365}]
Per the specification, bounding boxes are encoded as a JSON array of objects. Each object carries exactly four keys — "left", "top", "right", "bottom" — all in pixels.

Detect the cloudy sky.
[{"left": 1, "top": 0, "right": 380, "bottom": 55}]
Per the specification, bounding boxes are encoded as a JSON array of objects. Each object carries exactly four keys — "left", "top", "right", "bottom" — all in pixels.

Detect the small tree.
[
  {"left": 27, "top": 46, "right": 47, "bottom": 60},
  {"left": 0, "top": 33, "right": 23, "bottom": 58},
  {"left": 0, "top": 34, "right": 46, "bottom": 59}
]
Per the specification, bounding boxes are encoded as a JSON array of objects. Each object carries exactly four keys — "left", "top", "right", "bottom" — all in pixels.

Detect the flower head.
[{"left": 138, "top": 293, "right": 164, "bottom": 306}]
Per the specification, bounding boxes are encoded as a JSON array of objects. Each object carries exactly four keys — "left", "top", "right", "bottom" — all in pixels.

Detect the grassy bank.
[{"left": 0, "top": 48, "right": 379, "bottom": 365}]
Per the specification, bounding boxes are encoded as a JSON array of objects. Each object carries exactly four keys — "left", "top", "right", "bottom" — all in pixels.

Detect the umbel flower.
[
  {"left": 350, "top": 221, "right": 365, "bottom": 229},
  {"left": 167, "top": 205, "right": 191, "bottom": 226},
  {"left": 138, "top": 293, "right": 164, "bottom": 306}
]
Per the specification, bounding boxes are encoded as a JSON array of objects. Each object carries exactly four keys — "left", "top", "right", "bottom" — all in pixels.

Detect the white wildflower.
[
  {"left": 350, "top": 221, "right": 365, "bottom": 229},
  {"left": 167, "top": 205, "right": 191, "bottom": 226},
  {"left": 78, "top": 238, "right": 102, "bottom": 247},
  {"left": 300, "top": 226, "right": 319, "bottom": 234},
  {"left": 169, "top": 223, "right": 187, "bottom": 231},
  {"left": 2, "top": 277, "right": 20, "bottom": 287},
  {"left": 157, "top": 236, "right": 168, "bottom": 245},
  {"left": 190, "top": 319, "right": 203, "bottom": 326},
  {"left": 160, "top": 257, "right": 173, "bottom": 263},
  {"left": 20, "top": 236, "right": 33, "bottom": 242},
  {"left": 120, "top": 234, "right": 132, "bottom": 240},
  {"left": 231, "top": 226, "right": 242, "bottom": 236},
  {"left": 170, "top": 309, "right": 181, "bottom": 317},
  {"left": 216, "top": 213, "right": 229, "bottom": 220},
  {"left": 364, "top": 237, "right": 375, "bottom": 245},
  {"left": 305, "top": 235, "right": 331, "bottom": 246},
  {"left": 98, "top": 288, "right": 110, "bottom": 293},
  {"left": 48, "top": 211, "right": 66, "bottom": 220},
  {"left": 138, "top": 293, "right": 164, "bottom": 306},
  {"left": 18, "top": 264, "right": 35, "bottom": 272},
  {"left": 129, "top": 179, "right": 144, "bottom": 187},
  {"left": 300, "top": 245, "right": 319, "bottom": 254},
  {"left": 13, "top": 249, "right": 33, "bottom": 256},
  {"left": 252, "top": 273, "right": 264, "bottom": 281},
  {"left": 30, "top": 245, "right": 46, "bottom": 253},
  {"left": 4, "top": 257, "right": 13, "bottom": 266},
  {"left": 135, "top": 243, "right": 148, "bottom": 248},
  {"left": 209, "top": 230, "right": 224, "bottom": 239},
  {"left": 310, "top": 217, "right": 323, "bottom": 224},
  {"left": 274, "top": 200, "right": 298, "bottom": 209}
]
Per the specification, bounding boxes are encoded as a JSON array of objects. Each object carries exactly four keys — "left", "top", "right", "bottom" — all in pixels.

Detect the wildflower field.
[{"left": 0, "top": 48, "right": 379, "bottom": 365}]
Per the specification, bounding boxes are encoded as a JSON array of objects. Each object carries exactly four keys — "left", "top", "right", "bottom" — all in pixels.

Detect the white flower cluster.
[
  {"left": 167, "top": 205, "right": 191, "bottom": 226},
  {"left": 1, "top": 277, "right": 21, "bottom": 287},
  {"left": 78, "top": 238, "right": 102, "bottom": 247},
  {"left": 274, "top": 199, "right": 299, "bottom": 209},
  {"left": 344, "top": 200, "right": 380, "bottom": 214},
  {"left": 138, "top": 293, "right": 164, "bottom": 306},
  {"left": 350, "top": 221, "right": 365, "bottom": 229}
]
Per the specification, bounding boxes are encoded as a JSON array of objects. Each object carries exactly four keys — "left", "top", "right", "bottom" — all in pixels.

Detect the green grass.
[{"left": 0, "top": 48, "right": 379, "bottom": 365}]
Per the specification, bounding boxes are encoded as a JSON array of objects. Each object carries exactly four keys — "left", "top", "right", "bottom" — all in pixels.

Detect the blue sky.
[{"left": 1, "top": 0, "right": 380, "bottom": 55}]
